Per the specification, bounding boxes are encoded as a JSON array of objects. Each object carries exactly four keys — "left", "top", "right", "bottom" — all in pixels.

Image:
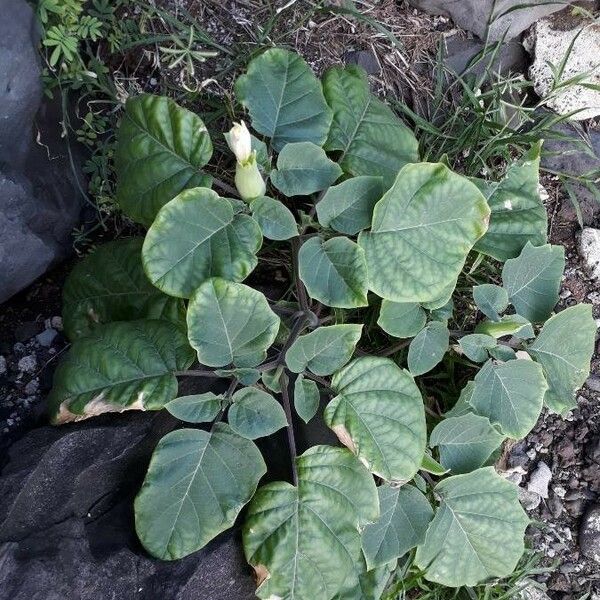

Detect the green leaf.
[
  {"left": 415, "top": 467, "right": 529, "bottom": 587},
  {"left": 489, "top": 345, "right": 517, "bottom": 361},
  {"left": 214, "top": 368, "right": 261, "bottom": 385},
  {"left": 429, "top": 297, "right": 454, "bottom": 323},
  {"left": 316, "top": 176, "right": 384, "bottom": 235},
  {"left": 294, "top": 374, "right": 320, "bottom": 423},
  {"left": 187, "top": 278, "right": 280, "bottom": 368},
  {"left": 135, "top": 423, "right": 266, "bottom": 560},
  {"left": 474, "top": 143, "right": 547, "bottom": 261},
  {"left": 322, "top": 65, "right": 419, "bottom": 188},
  {"left": 271, "top": 142, "right": 342, "bottom": 197},
  {"left": 62, "top": 238, "right": 185, "bottom": 340},
  {"left": 228, "top": 387, "right": 288, "bottom": 439},
  {"left": 333, "top": 562, "right": 394, "bottom": 600},
  {"left": 430, "top": 413, "right": 505, "bottom": 474},
  {"left": 262, "top": 367, "right": 283, "bottom": 393},
  {"left": 115, "top": 94, "right": 213, "bottom": 226},
  {"left": 298, "top": 236, "right": 368, "bottom": 308},
  {"left": 285, "top": 324, "right": 363, "bottom": 376},
  {"left": 421, "top": 281, "right": 455, "bottom": 311},
  {"left": 165, "top": 392, "right": 222, "bottom": 423},
  {"left": 469, "top": 359, "right": 547, "bottom": 438},
  {"left": 359, "top": 163, "right": 490, "bottom": 303},
  {"left": 251, "top": 135, "right": 271, "bottom": 174},
  {"left": 48, "top": 320, "right": 194, "bottom": 423},
  {"left": 529, "top": 304, "right": 596, "bottom": 414},
  {"left": 235, "top": 48, "right": 332, "bottom": 151},
  {"left": 326, "top": 357, "right": 427, "bottom": 482},
  {"left": 362, "top": 484, "right": 433, "bottom": 570},
  {"left": 444, "top": 381, "right": 475, "bottom": 418},
  {"left": 502, "top": 242, "right": 565, "bottom": 322},
  {"left": 420, "top": 453, "right": 449, "bottom": 475},
  {"left": 475, "top": 314, "right": 534, "bottom": 339},
  {"left": 250, "top": 196, "right": 298, "bottom": 240},
  {"left": 473, "top": 284, "right": 509, "bottom": 322},
  {"left": 377, "top": 301, "right": 426, "bottom": 338},
  {"left": 458, "top": 334, "right": 497, "bottom": 363},
  {"left": 243, "top": 445, "right": 379, "bottom": 600},
  {"left": 142, "top": 188, "right": 262, "bottom": 298},
  {"left": 408, "top": 322, "right": 450, "bottom": 376}
]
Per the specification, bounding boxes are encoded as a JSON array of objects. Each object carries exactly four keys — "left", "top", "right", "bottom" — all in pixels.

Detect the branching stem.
[{"left": 279, "top": 370, "right": 298, "bottom": 486}]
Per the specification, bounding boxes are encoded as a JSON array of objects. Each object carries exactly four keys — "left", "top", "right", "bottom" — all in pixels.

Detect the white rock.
[
  {"left": 17, "top": 355, "right": 37, "bottom": 374},
  {"left": 580, "top": 227, "right": 600, "bottom": 281},
  {"left": 528, "top": 461, "right": 552, "bottom": 498},
  {"left": 526, "top": 13, "right": 600, "bottom": 120}
]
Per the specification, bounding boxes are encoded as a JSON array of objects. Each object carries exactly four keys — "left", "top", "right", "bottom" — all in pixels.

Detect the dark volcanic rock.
[{"left": 0, "top": 413, "right": 256, "bottom": 600}]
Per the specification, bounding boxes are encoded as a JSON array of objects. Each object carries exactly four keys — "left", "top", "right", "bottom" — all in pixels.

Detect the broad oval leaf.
[
  {"left": 322, "top": 65, "right": 419, "bottom": 188},
  {"left": 316, "top": 175, "right": 384, "bottom": 235},
  {"left": 358, "top": 163, "right": 490, "bottom": 303},
  {"left": 228, "top": 387, "right": 288, "bottom": 440},
  {"left": 115, "top": 94, "right": 213, "bottom": 226},
  {"left": 502, "top": 242, "right": 565, "bottom": 323},
  {"left": 299, "top": 236, "right": 368, "bottom": 308},
  {"left": 362, "top": 484, "right": 433, "bottom": 570},
  {"left": 135, "top": 424, "right": 266, "bottom": 560},
  {"left": 473, "top": 283, "right": 509, "bottom": 322},
  {"left": 333, "top": 562, "right": 394, "bottom": 600},
  {"left": 142, "top": 188, "right": 262, "bottom": 298},
  {"left": 250, "top": 196, "right": 298, "bottom": 240},
  {"left": 474, "top": 142, "right": 547, "bottom": 261},
  {"left": 469, "top": 359, "right": 547, "bottom": 438},
  {"left": 529, "top": 304, "right": 596, "bottom": 414},
  {"left": 165, "top": 392, "right": 222, "bottom": 423},
  {"left": 62, "top": 238, "right": 185, "bottom": 339},
  {"left": 415, "top": 467, "right": 529, "bottom": 587},
  {"left": 285, "top": 324, "right": 363, "bottom": 376},
  {"left": 475, "top": 314, "right": 534, "bottom": 339},
  {"left": 458, "top": 334, "right": 497, "bottom": 363},
  {"left": 187, "top": 278, "right": 280, "bottom": 368},
  {"left": 271, "top": 142, "right": 342, "bottom": 197},
  {"left": 408, "top": 321, "right": 450, "bottom": 376},
  {"left": 429, "top": 413, "right": 505, "bottom": 474},
  {"left": 48, "top": 320, "right": 194, "bottom": 423},
  {"left": 294, "top": 374, "right": 320, "bottom": 423},
  {"left": 235, "top": 48, "right": 332, "bottom": 151},
  {"left": 243, "top": 445, "right": 379, "bottom": 600},
  {"left": 378, "top": 300, "right": 426, "bottom": 339},
  {"left": 326, "top": 357, "right": 427, "bottom": 482}
]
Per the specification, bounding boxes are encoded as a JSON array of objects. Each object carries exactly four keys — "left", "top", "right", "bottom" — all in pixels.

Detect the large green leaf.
[
  {"left": 228, "top": 387, "right": 288, "bottom": 440},
  {"left": 408, "top": 321, "right": 450, "bottom": 376},
  {"left": 250, "top": 196, "right": 298, "bottom": 240},
  {"left": 165, "top": 392, "right": 222, "bottom": 423},
  {"left": 135, "top": 424, "right": 266, "bottom": 560},
  {"left": 271, "top": 142, "right": 342, "bottom": 197},
  {"left": 501, "top": 242, "right": 565, "bottom": 322},
  {"left": 469, "top": 359, "right": 547, "bottom": 438},
  {"left": 458, "top": 334, "right": 497, "bottom": 363},
  {"left": 529, "top": 304, "right": 596, "bottom": 414},
  {"left": 62, "top": 238, "right": 184, "bottom": 339},
  {"left": 294, "top": 374, "right": 320, "bottom": 423},
  {"left": 415, "top": 467, "right": 529, "bottom": 587},
  {"left": 362, "top": 484, "right": 433, "bottom": 570},
  {"left": 298, "top": 236, "right": 368, "bottom": 308},
  {"left": 243, "top": 445, "right": 379, "bottom": 600},
  {"left": 333, "top": 562, "right": 394, "bottom": 600},
  {"left": 429, "top": 413, "right": 504, "bottom": 474},
  {"left": 358, "top": 163, "right": 490, "bottom": 303},
  {"left": 187, "top": 278, "right": 280, "bottom": 368},
  {"left": 473, "top": 284, "right": 509, "bottom": 322},
  {"left": 444, "top": 380, "right": 475, "bottom": 418},
  {"left": 48, "top": 320, "right": 194, "bottom": 423},
  {"left": 326, "top": 357, "right": 427, "bottom": 482},
  {"left": 142, "top": 188, "right": 262, "bottom": 298},
  {"left": 474, "top": 143, "right": 547, "bottom": 261},
  {"left": 235, "top": 48, "right": 332, "bottom": 151},
  {"left": 285, "top": 324, "right": 363, "bottom": 376},
  {"left": 377, "top": 301, "right": 426, "bottom": 339},
  {"left": 115, "top": 94, "right": 213, "bottom": 226},
  {"left": 316, "top": 176, "right": 384, "bottom": 235},
  {"left": 322, "top": 65, "right": 419, "bottom": 188}
]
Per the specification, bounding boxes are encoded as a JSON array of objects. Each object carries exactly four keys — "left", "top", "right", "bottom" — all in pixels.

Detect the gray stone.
[
  {"left": 580, "top": 228, "right": 600, "bottom": 281},
  {"left": 579, "top": 504, "right": 600, "bottom": 564},
  {"left": 408, "top": 0, "right": 575, "bottom": 42},
  {"left": 344, "top": 50, "right": 381, "bottom": 75},
  {"left": 36, "top": 328, "right": 58, "bottom": 348},
  {"left": 525, "top": 9, "right": 600, "bottom": 120},
  {"left": 16, "top": 354, "right": 36, "bottom": 374},
  {"left": 528, "top": 461, "right": 552, "bottom": 499},
  {"left": 0, "top": 356, "right": 6, "bottom": 376},
  {"left": 0, "top": 413, "right": 257, "bottom": 599}
]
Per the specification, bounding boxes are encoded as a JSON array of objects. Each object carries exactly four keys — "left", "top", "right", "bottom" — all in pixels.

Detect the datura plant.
[{"left": 48, "top": 48, "right": 596, "bottom": 598}]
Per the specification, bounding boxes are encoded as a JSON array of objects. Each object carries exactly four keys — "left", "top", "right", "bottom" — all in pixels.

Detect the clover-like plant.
[{"left": 48, "top": 48, "right": 596, "bottom": 599}]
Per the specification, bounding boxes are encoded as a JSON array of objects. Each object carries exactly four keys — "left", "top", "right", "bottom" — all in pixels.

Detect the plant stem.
[
  {"left": 212, "top": 176, "right": 240, "bottom": 197},
  {"left": 279, "top": 370, "right": 298, "bottom": 486},
  {"left": 291, "top": 237, "right": 310, "bottom": 314},
  {"left": 175, "top": 369, "right": 220, "bottom": 377},
  {"left": 378, "top": 339, "right": 411, "bottom": 357},
  {"left": 303, "top": 371, "right": 333, "bottom": 392}
]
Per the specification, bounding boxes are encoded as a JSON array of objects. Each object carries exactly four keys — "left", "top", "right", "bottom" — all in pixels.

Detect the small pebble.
[
  {"left": 36, "top": 328, "right": 57, "bottom": 348},
  {"left": 17, "top": 355, "right": 37, "bottom": 374},
  {"left": 0, "top": 355, "right": 6, "bottom": 375}
]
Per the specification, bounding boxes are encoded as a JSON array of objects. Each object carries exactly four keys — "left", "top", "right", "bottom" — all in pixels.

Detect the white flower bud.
[
  {"left": 235, "top": 158, "right": 266, "bottom": 201},
  {"left": 226, "top": 121, "right": 253, "bottom": 164}
]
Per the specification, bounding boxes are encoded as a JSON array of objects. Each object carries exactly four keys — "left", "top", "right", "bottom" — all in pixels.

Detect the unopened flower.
[
  {"left": 235, "top": 160, "right": 266, "bottom": 201},
  {"left": 226, "top": 121, "right": 253, "bottom": 164}
]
